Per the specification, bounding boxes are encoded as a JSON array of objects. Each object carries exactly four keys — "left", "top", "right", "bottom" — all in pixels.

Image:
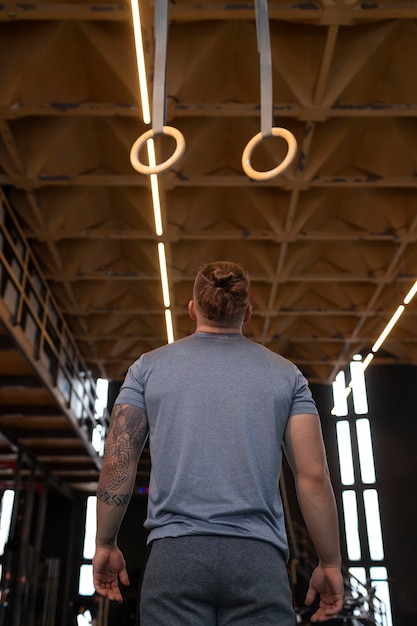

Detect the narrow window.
[
  {"left": 342, "top": 490, "right": 361, "bottom": 560},
  {"left": 356, "top": 419, "right": 376, "bottom": 484},
  {"left": 363, "top": 489, "right": 384, "bottom": 560},
  {"left": 78, "top": 495, "right": 97, "bottom": 595},
  {"left": 336, "top": 421, "right": 355, "bottom": 485}
]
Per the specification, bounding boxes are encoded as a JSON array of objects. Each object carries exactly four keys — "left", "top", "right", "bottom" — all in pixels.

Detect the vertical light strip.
[
  {"left": 150, "top": 174, "right": 163, "bottom": 236},
  {"left": 363, "top": 489, "right": 384, "bottom": 560},
  {"left": 130, "top": 0, "right": 151, "bottom": 124},
  {"left": 165, "top": 309, "right": 174, "bottom": 344},
  {"left": 342, "top": 490, "right": 361, "bottom": 560},
  {"left": 158, "top": 243, "right": 170, "bottom": 307},
  {"left": 372, "top": 305, "right": 405, "bottom": 353},
  {"left": 403, "top": 279, "right": 417, "bottom": 304},
  {"left": 336, "top": 421, "right": 355, "bottom": 485},
  {"left": 356, "top": 418, "right": 376, "bottom": 484}
]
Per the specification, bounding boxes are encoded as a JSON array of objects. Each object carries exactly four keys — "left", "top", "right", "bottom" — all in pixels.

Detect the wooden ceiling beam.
[
  {"left": 313, "top": 24, "right": 339, "bottom": 105},
  {"left": 0, "top": 405, "right": 64, "bottom": 416},
  {"left": 0, "top": 424, "right": 74, "bottom": 497},
  {"left": 0, "top": 121, "right": 24, "bottom": 175},
  {"left": 0, "top": 374, "right": 43, "bottom": 388},
  {"left": 67, "top": 308, "right": 417, "bottom": 319},
  {"left": 168, "top": 4, "right": 417, "bottom": 25},
  {"left": 3, "top": 174, "right": 417, "bottom": 189},
  {"left": 0, "top": 103, "right": 141, "bottom": 119},
  {"left": 25, "top": 229, "right": 412, "bottom": 244},
  {"left": 3, "top": 102, "right": 417, "bottom": 120},
  {"left": 4, "top": 428, "right": 74, "bottom": 438},
  {"left": 43, "top": 271, "right": 415, "bottom": 284},
  {"left": 0, "top": 3, "right": 129, "bottom": 22},
  {"left": 1, "top": 3, "right": 417, "bottom": 25}
]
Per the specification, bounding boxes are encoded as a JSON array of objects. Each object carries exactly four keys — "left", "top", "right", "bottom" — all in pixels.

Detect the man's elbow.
[{"left": 296, "top": 466, "right": 333, "bottom": 491}]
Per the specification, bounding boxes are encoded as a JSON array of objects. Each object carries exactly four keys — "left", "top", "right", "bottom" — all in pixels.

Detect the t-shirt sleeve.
[
  {"left": 289, "top": 367, "right": 319, "bottom": 417},
  {"left": 113, "top": 356, "right": 146, "bottom": 409}
]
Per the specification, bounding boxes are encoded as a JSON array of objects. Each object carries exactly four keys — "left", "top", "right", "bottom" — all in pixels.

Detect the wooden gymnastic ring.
[
  {"left": 130, "top": 126, "right": 185, "bottom": 175},
  {"left": 242, "top": 127, "right": 297, "bottom": 181}
]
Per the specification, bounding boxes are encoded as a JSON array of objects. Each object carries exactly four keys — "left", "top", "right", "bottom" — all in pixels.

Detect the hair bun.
[{"left": 213, "top": 271, "right": 233, "bottom": 290}]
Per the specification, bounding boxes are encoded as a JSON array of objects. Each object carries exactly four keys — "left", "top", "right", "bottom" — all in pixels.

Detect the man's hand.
[
  {"left": 305, "top": 564, "right": 344, "bottom": 622},
  {"left": 93, "top": 545, "right": 130, "bottom": 603}
]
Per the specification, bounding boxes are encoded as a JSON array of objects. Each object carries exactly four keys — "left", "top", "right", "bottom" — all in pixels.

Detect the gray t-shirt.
[{"left": 115, "top": 332, "right": 318, "bottom": 558}]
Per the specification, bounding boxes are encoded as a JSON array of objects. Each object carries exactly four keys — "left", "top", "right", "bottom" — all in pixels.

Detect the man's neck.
[{"left": 195, "top": 323, "right": 242, "bottom": 335}]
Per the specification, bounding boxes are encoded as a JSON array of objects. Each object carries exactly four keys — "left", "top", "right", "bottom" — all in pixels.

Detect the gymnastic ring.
[
  {"left": 242, "top": 127, "right": 297, "bottom": 181},
  {"left": 130, "top": 126, "right": 186, "bottom": 175}
]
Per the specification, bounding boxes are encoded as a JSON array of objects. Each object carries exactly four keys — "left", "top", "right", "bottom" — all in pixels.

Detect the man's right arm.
[
  {"left": 93, "top": 403, "right": 148, "bottom": 602},
  {"left": 283, "top": 412, "right": 344, "bottom": 622}
]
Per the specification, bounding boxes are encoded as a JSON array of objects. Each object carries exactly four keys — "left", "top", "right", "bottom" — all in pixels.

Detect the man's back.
[{"left": 116, "top": 331, "right": 318, "bottom": 553}]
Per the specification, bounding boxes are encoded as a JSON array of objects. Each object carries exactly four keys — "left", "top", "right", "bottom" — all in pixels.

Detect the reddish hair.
[{"left": 193, "top": 261, "right": 250, "bottom": 324}]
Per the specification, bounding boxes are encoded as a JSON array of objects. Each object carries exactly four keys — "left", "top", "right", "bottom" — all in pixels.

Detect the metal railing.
[{"left": 0, "top": 190, "right": 108, "bottom": 455}]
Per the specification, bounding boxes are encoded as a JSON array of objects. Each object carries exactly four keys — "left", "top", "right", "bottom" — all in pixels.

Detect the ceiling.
[{"left": 1, "top": 0, "right": 417, "bottom": 493}]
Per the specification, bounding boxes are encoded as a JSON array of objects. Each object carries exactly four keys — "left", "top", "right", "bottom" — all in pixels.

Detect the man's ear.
[
  {"left": 243, "top": 304, "right": 252, "bottom": 323},
  {"left": 188, "top": 300, "right": 197, "bottom": 320}
]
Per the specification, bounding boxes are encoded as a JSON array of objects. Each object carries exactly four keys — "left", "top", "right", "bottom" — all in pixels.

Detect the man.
[{"left": 93, "top": 261, "right": 343, "bottom": 625}]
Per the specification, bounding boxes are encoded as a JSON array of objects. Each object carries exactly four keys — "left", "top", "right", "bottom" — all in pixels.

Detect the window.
[
  {"left": 332, "top": 358, "right": 392, "bottom": 626},
  {"left": 0, "top": 490, "right": 15, "bottom": 580},
  {"left": 0, "top": 490, "right": 15, "bottom": 556},
  {"left": 78, "top": 495, "right": 96, "bottom": 596}
]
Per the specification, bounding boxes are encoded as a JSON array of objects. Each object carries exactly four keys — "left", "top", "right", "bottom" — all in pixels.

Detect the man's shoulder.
[
  {"left": 245, "top": 338, "right": 295, "bottom": 367},
  {"left": 141, "top": 334, "right": 196, "bottom": 360}
]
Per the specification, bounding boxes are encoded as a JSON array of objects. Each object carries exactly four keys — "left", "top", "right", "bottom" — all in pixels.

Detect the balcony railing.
[{"left": 0, "top": 190, "right": 108, "bottom": 455}]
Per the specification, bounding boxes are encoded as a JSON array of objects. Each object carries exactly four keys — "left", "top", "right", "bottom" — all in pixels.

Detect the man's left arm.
[{"left": 93, "top": 403, "right": 148, "bottom": 602}]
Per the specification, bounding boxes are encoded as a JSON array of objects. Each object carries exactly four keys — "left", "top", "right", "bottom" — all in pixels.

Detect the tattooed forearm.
[
  {"left": 97, "top": 488, "right": 131, "bottom": 508},
  {"left": 98, "top": 404, "right": 148, "bottom": 492},
  {"left": 95, "top": 405, "right": 148, "bottom": 549}
]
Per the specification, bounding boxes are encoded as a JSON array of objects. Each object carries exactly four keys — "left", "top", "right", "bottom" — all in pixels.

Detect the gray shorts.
[{"left": 138, "top": 535, "right": 296, "bottom": 626}]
